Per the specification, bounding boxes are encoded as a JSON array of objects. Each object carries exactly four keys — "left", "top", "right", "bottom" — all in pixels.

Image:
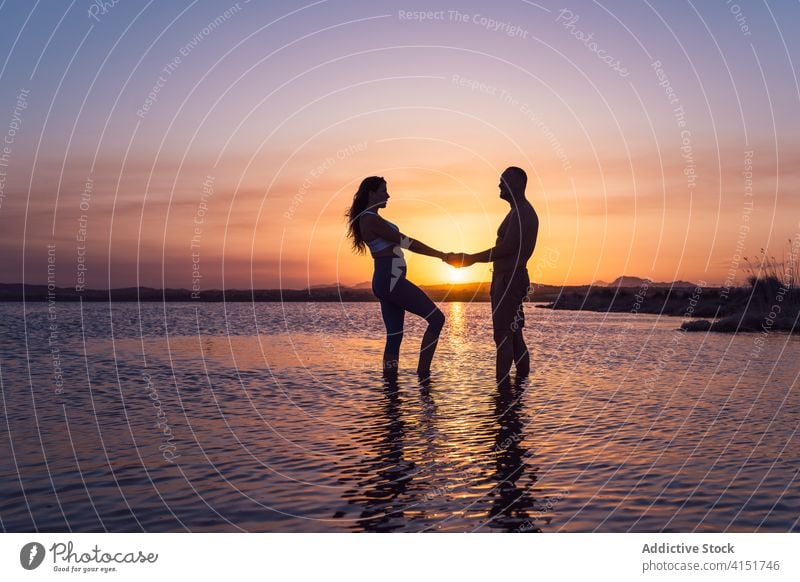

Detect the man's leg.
[
  {"left": 513, "top": 329, "right": 530, "bottom": 377},
  {"left": 494, "top": 270, "right": 531, "bottom": 383},
  {"left": 511, "top": 269, "right": 531, "bottom": 377},
  {"left": 494, "top": 328, "right": 515, "bottom": 383},
  {"left": 491, "top": 272, "right": 513, "bottom": 383}
]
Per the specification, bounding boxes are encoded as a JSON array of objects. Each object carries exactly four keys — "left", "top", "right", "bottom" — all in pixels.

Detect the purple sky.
[{"left": 1, "top": 0, "right": 798, "bottom": 289}]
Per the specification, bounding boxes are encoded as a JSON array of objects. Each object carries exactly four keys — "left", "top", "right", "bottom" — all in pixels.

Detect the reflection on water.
[
  {"left": 343, "top": 377, "right": 413, "bottom": 532},
  {"left": 486, "top": 380, "right": 539, "bottom": 532},
  {"left": 342, "top": 377, "right": 542, "bottom": 532},
  {"left": 335, "top": 375, "right": 541, "bottom": 532},
  {"left": 0, "top": 302, "right": 799, "bottom": 532}
]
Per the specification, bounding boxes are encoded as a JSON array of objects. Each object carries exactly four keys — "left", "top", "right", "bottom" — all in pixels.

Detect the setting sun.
[{"left": 447, "top": 268, "right": 467, "bottom": 283}]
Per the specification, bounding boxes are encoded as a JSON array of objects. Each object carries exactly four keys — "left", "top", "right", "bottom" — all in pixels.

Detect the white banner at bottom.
[{"left": 0, "top": 533, "right": 797, "bottom": 581}]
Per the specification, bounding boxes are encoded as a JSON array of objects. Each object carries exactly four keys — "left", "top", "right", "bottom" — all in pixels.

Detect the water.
[{"left": 1, "top": 301, "right": 799, "bottom": 532}]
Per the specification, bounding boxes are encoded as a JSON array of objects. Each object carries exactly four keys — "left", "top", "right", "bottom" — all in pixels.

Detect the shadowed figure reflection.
[
  {"left": 341, "top": 375, "right": 416, "bottom": 531},
  {"left": 417, "top": 376, "right": 438, "bottom": 451},
  {"left": 484, "top": 378, "right": 541, "bottom": 532}
]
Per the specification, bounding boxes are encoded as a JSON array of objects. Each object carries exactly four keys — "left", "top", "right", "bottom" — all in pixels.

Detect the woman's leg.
[
  {"left": 378, "top": 298, "right": 405, "bottom": 375},
  {"left": 388, "top": 277, "right": 445, "bottom": 376}
]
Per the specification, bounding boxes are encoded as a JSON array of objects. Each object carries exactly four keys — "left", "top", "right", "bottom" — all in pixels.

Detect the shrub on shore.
[{"left": 682, "top": 244, "right": 799, "bottom": 334}]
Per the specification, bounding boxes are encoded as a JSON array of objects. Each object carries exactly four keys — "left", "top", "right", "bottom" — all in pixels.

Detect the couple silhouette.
[{"left": 345, "top": 167, "right": 539, "bottom": 383}]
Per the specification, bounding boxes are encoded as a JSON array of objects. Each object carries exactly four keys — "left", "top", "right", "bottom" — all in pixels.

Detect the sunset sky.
[{"left": 1, "top": 0, "right": 798, "bottom": 289}]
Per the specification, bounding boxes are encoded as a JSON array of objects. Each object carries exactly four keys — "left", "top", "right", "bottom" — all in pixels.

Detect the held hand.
[
  {"left": 443, "top": 252, "right": 461, "bottom": 267},
  {"left": 444, "top": 252, "right": 474, "bottom": 268},
  {"left": 460, "top": 253, "right": 476, "bottom": 268}
]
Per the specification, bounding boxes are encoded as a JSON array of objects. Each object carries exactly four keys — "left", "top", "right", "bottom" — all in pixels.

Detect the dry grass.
[{"left": 743, "top": 239, "right": 800, "bottom": 292}]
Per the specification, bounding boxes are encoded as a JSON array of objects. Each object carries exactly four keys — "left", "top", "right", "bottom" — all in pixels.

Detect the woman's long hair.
[{"left": 345, "top": 176, "right": 385, "bottom": 254}]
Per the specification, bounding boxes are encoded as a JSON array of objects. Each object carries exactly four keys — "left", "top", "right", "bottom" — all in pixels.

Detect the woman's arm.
[
  {"left": 362, "top": 214, "right": 445, "bottom": 259},
  {"left": 407, "top": 238, "right": 445, "bottom": 259}
]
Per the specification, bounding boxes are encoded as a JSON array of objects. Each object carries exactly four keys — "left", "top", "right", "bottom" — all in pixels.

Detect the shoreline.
[
  {"left": 544, "top": 283, "right": 799, "bottom": 334},
  {"left": 0, "top": 281, "right": 717, "bottom": 305},
  {"left": 7, "top": 281, "right": 796, "bottom": 338}
]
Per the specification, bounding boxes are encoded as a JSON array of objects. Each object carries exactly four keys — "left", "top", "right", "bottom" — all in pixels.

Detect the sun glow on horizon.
[
  {"left": 416, "top": 258, "right": 490, "bottom": 286},
  {"left": 4, "top": 2, "right": 798, "bottom": 292},
  {"left": 447, "top": 268, "right": 467, "bottom": 284}
]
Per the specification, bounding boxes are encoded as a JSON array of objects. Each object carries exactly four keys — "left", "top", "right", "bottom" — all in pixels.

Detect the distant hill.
[
  {"left": 0, "top": 274, "right": 705, "bottom": 302},
  {"left": 0, "top": 281, "right": 569, "bottom": 302},
  {"left": 662, "top": 280, "right": 698, "bottom": 289},
  {"left": 609, "top": 275, "right": 652, "bottom": 287},
  {"left": 597, "top": 276, "right": 699, "bottom": 289}
]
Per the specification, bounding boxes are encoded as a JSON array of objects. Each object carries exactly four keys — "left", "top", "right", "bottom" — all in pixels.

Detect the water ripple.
[{"left": 1, "top": 302, "right": 798, "bottom": 531}]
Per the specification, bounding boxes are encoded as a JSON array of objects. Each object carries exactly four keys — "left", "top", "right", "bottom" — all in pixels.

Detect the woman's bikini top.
[{"left": 362, "top": 211, "right": 401, "bottom": 256}]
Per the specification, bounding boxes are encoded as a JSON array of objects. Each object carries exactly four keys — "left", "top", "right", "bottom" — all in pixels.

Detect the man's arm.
[{"left": 466, "top": 213, "right": 522, "bottom": 264}]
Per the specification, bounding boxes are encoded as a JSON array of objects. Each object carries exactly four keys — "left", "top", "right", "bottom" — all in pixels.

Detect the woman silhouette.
[{"left": 346, "top": 176, "right": 446, "bottom": 378}]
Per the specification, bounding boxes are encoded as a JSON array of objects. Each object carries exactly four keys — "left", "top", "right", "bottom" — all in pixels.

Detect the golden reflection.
[{"left": 447, "top": 301, "right": 466, "bottom": 339}]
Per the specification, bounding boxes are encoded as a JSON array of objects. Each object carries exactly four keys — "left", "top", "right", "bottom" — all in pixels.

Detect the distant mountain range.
[
  {"left": 0, "top": 276, "right": 709, "bottom": 302},
  {"left": 319, "top": 275, "right": 696, "bottom": 290},
  {"left": 310, "top": 281, "right": 372, "bottom": 289},
  {"left": 593, "top": 276, "right": 698, "bottom": 289}
]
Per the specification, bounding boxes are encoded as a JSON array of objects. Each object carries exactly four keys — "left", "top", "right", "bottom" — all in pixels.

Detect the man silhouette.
[{"left": 447, "top": 167, "right": 539, "bottom": 382}]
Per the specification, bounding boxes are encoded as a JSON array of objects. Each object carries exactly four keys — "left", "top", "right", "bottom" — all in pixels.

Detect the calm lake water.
[{"left": 1, "top": 301, "right": 799, "bottom": 532}]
